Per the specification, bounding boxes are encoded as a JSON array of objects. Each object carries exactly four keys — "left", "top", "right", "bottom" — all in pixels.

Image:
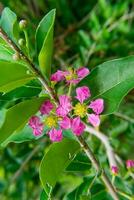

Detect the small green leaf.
[
  {"left": 0, "top": 7, "right": 19, "bottom": 42},
  {"left": 0, "top": 97, "right": 45, "bottom": 144},
  {"left": 36, "top": 9, "right": 56, "bottom": 80},
  {"left": 39, "top": 138, "right": 80, "bottom": 194},
  {"left": 0, "top": 61, "right": 35, "bottom": 93},
  {"left": 80, "top": 56, "right": 134, "bottom": 114},
  {"left": 40, "top": 190, "right": 48, "bottom": 200}
]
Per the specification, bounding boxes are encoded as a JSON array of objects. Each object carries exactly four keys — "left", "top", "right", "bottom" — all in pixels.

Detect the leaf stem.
[{"left": 0, "top": 27, "right": 119, "bottom": 200}]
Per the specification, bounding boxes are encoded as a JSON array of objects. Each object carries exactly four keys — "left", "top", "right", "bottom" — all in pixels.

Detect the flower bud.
[
  {"left": 126, "top": 160, "right": 134, "bottom": 169},
  {"left": 18, "top": 38, "right": 25, "bottom": 46},
  {"left": 13, "top": 53, "right": 20, "bottom": 61},
  {"left": 19, "top": 20, "right": 27, "bottom": 30},
  {"left": 111, "top": 166, "right": 118, "bottom": 175}
]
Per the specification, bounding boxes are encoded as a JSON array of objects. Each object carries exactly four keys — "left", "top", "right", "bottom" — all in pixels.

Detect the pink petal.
[
  {"left": 59, "top": 116, "right": 71, "bottom": 129},
  {"left": 28, "top": 116, "right": 41, "bottom": 129},
  {"left": 56, "top": 106, "right": 69, "bottom": 117},
  {"left": 89, "top": 99, "right": 104, "bottom": 114},
  {"left": 33, "top": 123, "right": 44, "bottom": 136},
  {"left": 76, "top": 67, "right": 90, "bottom": 79},
  {"left": 40, "top": 100, "right": 54, "bottom": 115},
  {"left": 88, "top": 114, "right": 100, "bottom": 127},
  {"left": 71, "top": 117, "right": 85, "bottom": 136},
  {"left": 48, "top": 128, "right": 63, "bottom": 142},
  {"left": 76, "top": 86, "right": 91, "bottom": 103},
  {"left": 51, "top": 70, "right": 65, "bottom": 82},
  {"left": 56, "top": 95, "right": 72, "bottom": 117}
]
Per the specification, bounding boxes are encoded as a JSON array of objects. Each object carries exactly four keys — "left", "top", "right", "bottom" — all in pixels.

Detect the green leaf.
[
  {"left": 66, "top": 152, "right": 91, "bottom": 172},
  {"left": 80, "top": 56, "right": 134, "bottom": 114},
  {"left": 36, "top": 9, "right": 56, "bottom": 80},
  {"left": 40, "top": 190, "right": 48, "bottom": 200},
  {"left": 0, "top": 97, "right": 45, "bottom": 144},
  {"left": 0, "top": 7, "right": 19, "bottom": 42},
  {"left": 0, "top": 61, "right": 35, "bottom": 93},
  {"left": 64, "top": 176, "right": 94, "bottom": 200},
  {"left": 39, "top": 138, "right": 80, "bottom": 194}
]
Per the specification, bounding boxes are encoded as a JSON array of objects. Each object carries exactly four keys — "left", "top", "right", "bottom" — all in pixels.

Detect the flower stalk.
[{"left": 0, "top": 27, "right": 119, "bottom": 200}]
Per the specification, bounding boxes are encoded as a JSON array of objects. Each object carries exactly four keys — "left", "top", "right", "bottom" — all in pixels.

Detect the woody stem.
[{"left": 0, "top": 27, "right": 119, "bottom": 200}]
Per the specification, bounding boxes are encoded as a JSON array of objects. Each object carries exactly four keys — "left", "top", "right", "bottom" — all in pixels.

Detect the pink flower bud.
[
  {"left": 75, "top": 86, "right": 91, "bottom": 103},
  {"left": 89, "top": 99, "right": 104, "bottom": 114},
  {"left": 126, "top": 160, "right": 134, "bottom": 169},
  {"left": 88, "top": 114, "right": 100, "bottom": 127},
  {"left": 111, "top": 166, "right": 118, "bottom": 175},
  {"left": 48, "top": 128, "right": 63, "bottom": 142}
]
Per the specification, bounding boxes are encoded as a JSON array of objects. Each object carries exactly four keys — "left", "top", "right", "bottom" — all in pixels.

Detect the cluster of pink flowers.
[
  {"left": 111, "top": 160, "right": 134, "bottom": 176},
  {"left": 28, "top": 67, "right": 104, "bottom": 142}
]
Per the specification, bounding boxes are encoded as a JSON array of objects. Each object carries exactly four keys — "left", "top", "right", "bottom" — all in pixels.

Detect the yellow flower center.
[
  {"left": 74, "top": 103, "right": 87, "bottom": 118},
  {"left": 65, "top": 68, "right": 77, "bottom": 81},
  {"left": 45, "top": 115, "right": 57, "bottom": 128}
]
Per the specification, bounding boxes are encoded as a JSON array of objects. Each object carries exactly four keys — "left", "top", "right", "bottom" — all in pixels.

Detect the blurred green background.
[{"left": 0, "top": 0, "right": 134, "bottom": 199}]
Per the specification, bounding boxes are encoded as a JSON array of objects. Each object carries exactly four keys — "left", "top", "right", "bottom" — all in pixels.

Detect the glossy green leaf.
[
  {"left": 0, "top": 97, "right": 45, "bottom": 144},
  {"left": 0, "top": 7, "right": 19, "bottom": 42},
  {"left": 66, "top": 152, "right": 91, "bottom": 172},
  {"left": 39, "top": 138, "right": 80, "bottom": 194},
  {"left": 80, "top": 56, "right": 134, "bottom": 114},
  {"left": 0, "top": 61, "right": 35, "bottom": 93},
  {"left": 36, "top": 9, "right": 56, "bottom": 80}
]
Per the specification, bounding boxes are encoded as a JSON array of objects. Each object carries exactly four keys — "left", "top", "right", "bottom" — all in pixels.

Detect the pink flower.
[
  {"left": 59, "top": 116, "right": 71, "bottom": 129},
  {"left": 111, "top": 166, "right": 118, "bottom": 175},
  {"left": 48, "top": 128, "right": 63, "bottom": 142},
  {"left": 126, "top": 160, "right": 134, "bottom": 168},
  {"left": 88, "top": 114, "right": 100, "bottom": 127},
  {"left": 76, "top": 67, "right": 90, "bottom": 79},
  {"left": 75, "top": 86, "right": 91, "bottom": 103},
  {"left": 89, "top": 99, "right": 104, "bottom": 114},
  {"left": 40, "top": 100, "right": 54, "bottom": 115},
  {"left": 71, "top": 117, "right": 85, "bottom": 136},
  {"left": 51, "top": 70, "right": 65, "bottom": 82},
  {"left": 56, "top": 95, "right": 72, "bottom": 117},
  {"left": 28, "top": 116, "right": 43, "bottom": 136}
]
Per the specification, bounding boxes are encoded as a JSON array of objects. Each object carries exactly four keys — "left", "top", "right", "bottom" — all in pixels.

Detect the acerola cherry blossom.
[
  {"left": 28, "top": 66, "right": 104, "bottom": 142},
  {"left": 40, "top": 100, "right": 54, "bottom": 115},
  {"left": 75, "top": 86, "right": 91, "bottom": 103},
  {"left": 56, "top": 95, "right": 72, "bottom": 117},
  {"left": 28, "top": 116, "right": 43, "bottom": 136},
  {"left": 48, "top": 128, "right": 63, "bottom": 142},
  {"left": 126, "top": 160, "right": 134, "bottom": 168},
  {"left": 50, "top": 67, "right": 90, "bottom": 85},
  {"left": 88, "top": 114, "right": 100, "bottom": 127},
  {"left": 89, "top": 99, "right": 104, "bottom": 114},
  {"left": 111, "top": 166, "right": 118, "bottom": 175}
]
